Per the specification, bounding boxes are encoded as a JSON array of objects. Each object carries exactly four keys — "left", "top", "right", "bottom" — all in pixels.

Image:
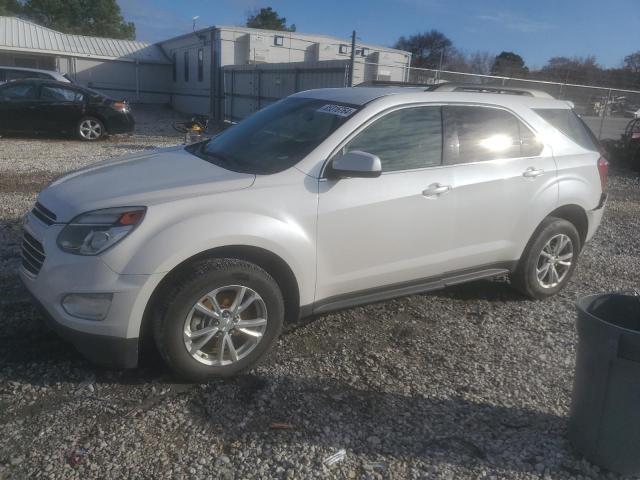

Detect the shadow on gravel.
[
  {"left": 432, "top": 279, "right": 525, "bottom": 303},
  {"left": 0, "top": 131, "right": 73, "bottom": 141},
  {"left": 1, "top": 276, "right": 525, "bottom": 384},
  {"left": 187, "top": 374, "right": 579, "bottom": 477}
]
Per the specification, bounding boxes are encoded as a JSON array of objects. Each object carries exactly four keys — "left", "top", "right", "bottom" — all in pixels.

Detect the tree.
[
  {"left": 467, "top": 51, "right": 493, "bottom": 75},
  {"left": 16, "top": 0, "right": 135, "bottom": 40},
  {"left": 491, "top": 51, "right": 528, "bottom": 77},
  {"left": 623, "top": 51, "right": 640, "bottom": 74},
  {"left": 246, "top": 7, "right": 295, "bottom": 32},
  {"left": 0, "top": 0, "right": 22, "bottom": 15},
  {"left": 394, "top": 30, "right": 452, "bottom": 69},
  {"left": 538, "top": 56, "right": 601, "bottom": 85}
]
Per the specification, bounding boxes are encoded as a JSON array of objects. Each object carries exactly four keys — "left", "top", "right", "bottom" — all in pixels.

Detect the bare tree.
[
  {"left": 467, "top": 51, "right": 493, "bottom": 75},
  {"left": 623, "top": 51, "right": 640, "bottom": 74}
]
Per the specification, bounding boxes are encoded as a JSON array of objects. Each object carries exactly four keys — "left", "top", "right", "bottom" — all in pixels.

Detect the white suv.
[{"left": 20, "top": 88, "right": 608, "bottom": 380}]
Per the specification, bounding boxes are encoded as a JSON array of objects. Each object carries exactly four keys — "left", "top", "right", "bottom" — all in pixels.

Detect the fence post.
[
  {"left": 256, "top": 68, "right": 262, "bottom": 110},
  {"left": 229, "top": 69, "right": 235, "bottom": 122},
  {"left": 598, "top": 88, "right": 612, "bottom": 140},
  {"left": 294, "top": 68, "right": 299, "bottom": 92},
  {"left": 348, "top": 30, "right": 356, "bottom": 86}
]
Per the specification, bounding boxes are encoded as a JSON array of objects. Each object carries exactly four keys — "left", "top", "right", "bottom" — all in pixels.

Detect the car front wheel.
[
  {"left": 153, "top": 258, "right": 284, "bottom": 381},
  {"left": 77, "top": 116, "right": 106, "bottom": 141}
]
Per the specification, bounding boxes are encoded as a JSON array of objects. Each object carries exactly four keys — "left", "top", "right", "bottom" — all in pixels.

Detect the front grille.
[
  {"left": 32, "top": 202, "right": 57, "bottom": 226},
  {"left": 22, "top": 231, "right": 46, "bottom": 276}
]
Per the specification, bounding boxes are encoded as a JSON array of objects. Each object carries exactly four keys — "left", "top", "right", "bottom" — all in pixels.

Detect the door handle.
[
  {"left": 522, "top": 167, "right": 544, "bottom": 178},
  {"left": 422, "top": 183, "right": 452, "bottom": 197}
]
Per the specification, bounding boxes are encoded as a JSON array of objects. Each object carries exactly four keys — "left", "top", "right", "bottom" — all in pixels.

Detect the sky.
[{"left": 118, "top": 0, "right": 640, "bottom": 69}]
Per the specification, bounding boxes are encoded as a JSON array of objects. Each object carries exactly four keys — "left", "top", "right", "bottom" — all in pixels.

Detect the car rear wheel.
[
  {"left": 153, "top": 258, "right": 284, "bottom": 382},
  {"left": 512, "top": 217, "right": 581, "bottom": 299},
  {"left": 77, "top": 116, "right": 105, "bottom": 141}
]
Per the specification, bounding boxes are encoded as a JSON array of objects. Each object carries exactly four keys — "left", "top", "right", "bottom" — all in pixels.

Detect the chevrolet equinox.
[{"left": 20, "top": 87, "right": 608, "bottom": 380}]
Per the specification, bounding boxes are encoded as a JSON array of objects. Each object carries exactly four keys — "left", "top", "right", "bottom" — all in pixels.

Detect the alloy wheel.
[
  {"left": 536, "top": 234, "right": 574, "bottom": 288},
  {"left": 79, "top": 119, "right": 102, "bottom": 140},
  {"left": 182, "top": 285, "right": 268, "bottom": 366}
]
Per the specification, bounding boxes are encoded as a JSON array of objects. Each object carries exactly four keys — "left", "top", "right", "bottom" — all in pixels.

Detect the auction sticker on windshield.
[{"left": 317, "top": 104, "right": 357, "bottom": 117}]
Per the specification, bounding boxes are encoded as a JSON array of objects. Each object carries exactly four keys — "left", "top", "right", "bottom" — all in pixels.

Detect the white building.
[
  {"left": 0, "top": 17, "right": 411, "bottom": 117},
  {"left": 159, "top": 25, "right": 412, "bottom": 115},
  {"left": 0, "top": 16, "right": 172, "bottom": 103}
]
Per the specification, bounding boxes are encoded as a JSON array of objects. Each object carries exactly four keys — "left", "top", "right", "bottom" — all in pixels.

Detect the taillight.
[
  {"left": 597, "top": 156, "right": 609, "bottom": 192},
  {"left": 111, "top": 101, "right": 128, "bottom": 113}
]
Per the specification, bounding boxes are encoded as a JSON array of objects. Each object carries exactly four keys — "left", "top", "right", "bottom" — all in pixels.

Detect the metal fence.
[
  {"left": 383, "top": 63, "right": 640, "bottom": 141},
  {"left": 223, "top": 60, "right": 349, "bottom": 121},
  {"left": 222, "top": 58, "right": 639, "bottom": 141}
]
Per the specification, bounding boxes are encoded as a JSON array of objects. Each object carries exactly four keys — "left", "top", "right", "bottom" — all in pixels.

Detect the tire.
[
  {"left": 512, "top": 217, "right": 581, "bottom": 300},
  {"left": 153, "top": 258, "right": 284, "bottom": 382},
  {"left": 77, "top": 116, "right": 106, "bottom": 141}
]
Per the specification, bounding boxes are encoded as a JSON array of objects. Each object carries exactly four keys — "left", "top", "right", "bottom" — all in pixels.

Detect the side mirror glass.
[{"left": 327, "top": 150, "right": 382, "bottom": 179}]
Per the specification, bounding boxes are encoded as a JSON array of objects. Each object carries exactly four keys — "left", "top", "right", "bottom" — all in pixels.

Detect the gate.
[{"left": 223, "top": 60, "right": 349, "bottom": 122}]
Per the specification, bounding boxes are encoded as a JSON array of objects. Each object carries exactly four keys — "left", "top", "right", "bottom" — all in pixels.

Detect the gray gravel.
[{"left": 1, "top": 111, "right": 639, "bottom": 479}]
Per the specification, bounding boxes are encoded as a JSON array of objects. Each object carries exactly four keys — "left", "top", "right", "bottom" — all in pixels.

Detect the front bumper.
[
  {"left": 19, "top": 211, "right": 161, "bottom": 368},
  {"left": 106, "top": 112, "right": 135, "bottom": 134},
  {"left": 27, "top": 291, "right": 139, "bottom": 368}
]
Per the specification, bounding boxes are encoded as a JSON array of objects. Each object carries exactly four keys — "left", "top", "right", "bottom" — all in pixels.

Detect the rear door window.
[
  {"left": 0, "top": 83, "right": 38, "bottom": 100},
  {"left": 40, "top": 85, "right": 83, "bottom": 102},
  {"left": 443, "top": 105, "right": 524, "bottom": 164},
  {"left": 344, "top": 106, "right": 443, "bottom": 172},
  {"left": 534, "top": 108, "right": 599, "bottom": 151}
]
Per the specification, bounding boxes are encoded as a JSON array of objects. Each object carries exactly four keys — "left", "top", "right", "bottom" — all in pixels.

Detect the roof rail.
[
  {"left": 425, "top": 82, "right": 554, "bottom": 98},
  {"left": 357, "top": 80, "right": 555, "bottom": 98},
  {"left": 356, "top": 80, "right": 433, "bottom": 88}
]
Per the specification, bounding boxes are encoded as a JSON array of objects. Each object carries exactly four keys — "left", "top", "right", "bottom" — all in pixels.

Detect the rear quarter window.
[{"left": 534, "top": 108, "right": 599, "bottom": 151}]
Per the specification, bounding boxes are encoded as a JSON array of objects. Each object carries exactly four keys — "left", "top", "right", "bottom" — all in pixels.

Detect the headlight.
[{"left": 57, "top": 207, "right": 146, "bottom": 255}]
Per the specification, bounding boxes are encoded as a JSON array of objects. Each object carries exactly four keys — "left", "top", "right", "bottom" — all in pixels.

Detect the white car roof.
[
  {"left": 0, "top": 66, "right": 69, "bottom": 82},
  {"left": 293, "top": 87, "right": 571, "bottom": 110}
]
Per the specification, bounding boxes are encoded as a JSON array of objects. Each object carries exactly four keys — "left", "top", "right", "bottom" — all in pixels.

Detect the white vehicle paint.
[
  {"left": 0, "top": 66, "right": 71, "bottom": 84},
  {"left": 20, "top": 87, "right": 608, "bottom": 379}
]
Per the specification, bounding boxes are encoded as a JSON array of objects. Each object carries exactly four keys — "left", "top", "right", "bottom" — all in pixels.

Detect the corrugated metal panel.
[
  {"left": 223, "top": 60, "right": 349, "bottom": 121},
  {"left": 0, "top": 16, "right": 170, "bottom": 64}
]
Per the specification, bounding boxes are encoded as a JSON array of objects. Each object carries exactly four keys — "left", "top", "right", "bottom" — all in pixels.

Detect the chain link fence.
[
  {"left": 359, "top": 61, "right": 640, "bottom": 141},
  {"left": 221, "top": 57, "right": 640, "bottom": 144}
]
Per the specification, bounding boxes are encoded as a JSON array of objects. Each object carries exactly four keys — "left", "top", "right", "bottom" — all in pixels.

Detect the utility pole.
[{"left": 348, "top": 30, "right": 356, "bottom": 86}]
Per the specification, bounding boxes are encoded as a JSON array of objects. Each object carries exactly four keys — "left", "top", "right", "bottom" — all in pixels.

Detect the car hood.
[{"left": 37, "top": 146, "right": 255, "bottom": 222}]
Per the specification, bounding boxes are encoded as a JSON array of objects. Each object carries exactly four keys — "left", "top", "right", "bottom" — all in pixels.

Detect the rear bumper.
[
  {"left": 26, "top": 289, "right": 139, "bottom": 368},
  {"left": 586, "top": 193, "right": 608, "bottom": 243}
]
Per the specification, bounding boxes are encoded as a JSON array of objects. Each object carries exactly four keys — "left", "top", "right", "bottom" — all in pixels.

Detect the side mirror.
[{"left": 327, "top": 150, "right": 382, "bottom": 179}]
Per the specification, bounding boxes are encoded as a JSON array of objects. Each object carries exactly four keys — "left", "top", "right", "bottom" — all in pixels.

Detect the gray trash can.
[{"left": 569, "top": 292, "right": 640, "bottom": 476}]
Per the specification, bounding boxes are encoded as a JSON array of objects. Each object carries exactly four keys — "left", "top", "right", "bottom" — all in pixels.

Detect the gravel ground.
[{"left": 1, "top": 110, "right": 639, "bottom": 479}]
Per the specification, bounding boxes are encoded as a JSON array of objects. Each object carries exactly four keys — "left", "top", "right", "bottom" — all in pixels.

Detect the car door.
[
  {"left": 316, "top": 105, "right": 457, "bottom": 303},
  {"left": 440, "top": 104, "right": 557, "bottom": 272},
  {"left": 0, "top": 82, "right": 40, "bottom": 131},
  {"left": 37, "top": 84, "right": 85, "bottom": 133}
]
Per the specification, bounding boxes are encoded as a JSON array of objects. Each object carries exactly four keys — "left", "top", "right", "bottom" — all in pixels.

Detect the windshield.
[{"left": 189, "top": 97, "right": 359, "bottom": 174}]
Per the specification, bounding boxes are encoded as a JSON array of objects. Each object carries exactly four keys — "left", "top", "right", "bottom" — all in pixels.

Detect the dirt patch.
[{"left": 0, "top": 172, "right": 56, "bottom": 194}]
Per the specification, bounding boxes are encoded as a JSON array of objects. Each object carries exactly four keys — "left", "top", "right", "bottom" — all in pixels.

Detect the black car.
[{"left": 0, "top": 79, "right": 134, "bottom": 140}]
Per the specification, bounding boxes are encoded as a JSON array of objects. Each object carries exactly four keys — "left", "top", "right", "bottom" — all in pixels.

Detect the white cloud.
[{"left": 477, "top": 12, "right": 555, "bottom": 33}]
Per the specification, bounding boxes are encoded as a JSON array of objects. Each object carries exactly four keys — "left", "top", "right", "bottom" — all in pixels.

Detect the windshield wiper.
[{"left": 188, "top": 142, "right": 248, "bottom": 172}]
